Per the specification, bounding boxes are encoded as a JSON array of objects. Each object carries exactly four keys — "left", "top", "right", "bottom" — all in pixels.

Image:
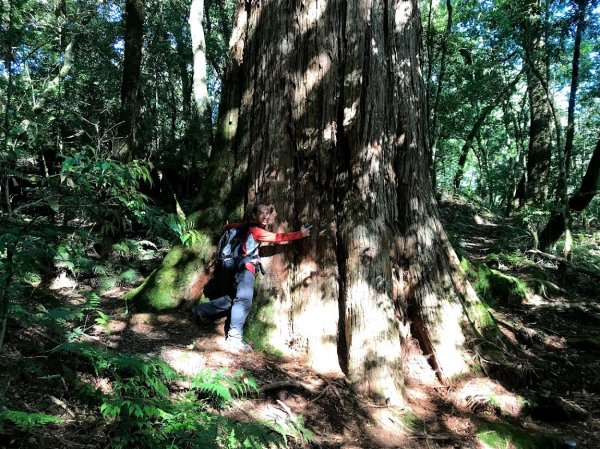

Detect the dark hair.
[{"left": 245, "top": 204, "right": 270, "bottom": 222}]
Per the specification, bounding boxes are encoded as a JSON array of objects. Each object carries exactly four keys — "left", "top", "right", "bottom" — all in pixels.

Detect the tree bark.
[
  {"left": 223, "top": 0, "right": 499, "bottom": 404},
  {"left": 116, "top": 0, "right": 145, "bottom": 161},
  {"left": 562, "top": 0, "right": 588, "bottom": 185},
  {"left": 539, "top": 135, "right": 600, "bottom": 249},
  {"left": 515, "top": 0, "right": 553, "bottom": 206},
  {"left": 1, "top": 0, "right": 14, "bottom": 216},
  {"left": 189, "top": 0, "right": 214, "bottom": 162},
  {"left": 139, "top": 0, "right": 503, "bottom": 405},
  {"left": 190, "top": 0, "right": 210, "bottom": 117},
  {"left": 554, "top": 0, "right": 589, "bottom": 257}
]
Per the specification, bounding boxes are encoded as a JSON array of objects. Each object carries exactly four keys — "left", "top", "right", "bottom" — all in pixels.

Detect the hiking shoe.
[
  {"left": 191, "top": 305, "right": 211, "bottom": 326},
  {"left": 224, "top": 337, "right": 252, "bottom": 353}
]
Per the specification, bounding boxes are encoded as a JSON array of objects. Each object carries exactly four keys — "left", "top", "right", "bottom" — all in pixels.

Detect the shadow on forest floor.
[{"left": 2, "top": 196, "right": 600, "bottom": 449}]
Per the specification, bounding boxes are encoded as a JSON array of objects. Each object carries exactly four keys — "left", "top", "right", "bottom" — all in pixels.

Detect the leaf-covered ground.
[{"left": 2, "top": 197, "right": 599, "bottom": 449}]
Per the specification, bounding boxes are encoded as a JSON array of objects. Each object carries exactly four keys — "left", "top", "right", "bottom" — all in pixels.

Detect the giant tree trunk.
[
  {"left": 135, "top": 0, "right": 500, "bottom": 405},
  {"left": 225, "top": 0, "right": 497, "bottom": 405}
]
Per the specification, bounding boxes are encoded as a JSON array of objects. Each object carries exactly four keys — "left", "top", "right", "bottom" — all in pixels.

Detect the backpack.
[{"left": 217, "top": 224, "right": 250, "bottom": 272}]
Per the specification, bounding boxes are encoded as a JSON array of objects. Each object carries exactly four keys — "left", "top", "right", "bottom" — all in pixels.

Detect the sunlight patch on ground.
[
  {"left": 49, "top": 272, "right": 77, "bottom": 290},
  {"left": 159, "top": 347, "right": 206, "bottom": 377},
  {"left": 93, "top": 319, "right": 127, "bottom": 335},
  {"left": 452, "top": 378, "right": 525, "bottom": 418}
]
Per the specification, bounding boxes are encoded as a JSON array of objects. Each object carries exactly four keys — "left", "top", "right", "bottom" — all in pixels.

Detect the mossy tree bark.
[
  {"left": 225, "top": 0, "right": 500, "bottom": 405},
  {"left": 513, "top": 0, "right": 554, "bottom": 207}
]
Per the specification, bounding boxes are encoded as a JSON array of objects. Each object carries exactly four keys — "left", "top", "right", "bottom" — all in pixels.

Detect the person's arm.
[{"left": 250, "top": 226, "right": 307, "bottom": 243}]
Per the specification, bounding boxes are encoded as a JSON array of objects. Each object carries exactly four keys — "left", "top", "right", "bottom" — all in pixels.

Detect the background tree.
[
  {"left": 513, "top": 0, "right": 555, "bottom": 206},
  {"left": 115, "top": 0, "right": 145, "bottom": 160},
  {"left": 539, "top": 134, "right": 600, "bottom": 249}
]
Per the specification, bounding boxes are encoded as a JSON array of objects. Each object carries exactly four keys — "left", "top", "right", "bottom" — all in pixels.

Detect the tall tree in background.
[
  {"left": 189, "top": 0, "right": 213, "bottom": 171},
  {"left": 116, "top": 0, "right": 145, "bottom": 160},
  {"left": 453, "top": 72, "right": 522, "bottom": 191},
  {"left": 555, "top": 0, "right": 590, "bottom": 256},
  {"left": 426, "top": 0, "right": 452, "bottom": 188},
  {"left": 514, "top": 0, "right": 554, "bottom": 206},
  {"left": 1, "top": 0, "right": 15, "bottom": 216},
  {"left": 210, "top": 0, "right": 501, "bottom": 404}
]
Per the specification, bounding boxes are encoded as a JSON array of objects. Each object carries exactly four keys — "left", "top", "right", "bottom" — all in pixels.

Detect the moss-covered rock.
[{"left": 475, "top": 265, "right": 528, "bottom": 306}]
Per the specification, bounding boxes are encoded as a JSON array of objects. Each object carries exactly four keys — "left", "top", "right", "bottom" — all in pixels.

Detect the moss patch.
[
  {"left": 467, "top": 300, "right": 497, "bottom": 334},
  {"left": 477, "top": 421, "right": 561, "bottom": 449},
  {"left": 244, "top": 294, "right": 281, "bottom": 356}
]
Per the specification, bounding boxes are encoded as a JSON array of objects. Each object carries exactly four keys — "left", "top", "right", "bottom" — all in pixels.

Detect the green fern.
[
  {"left": 0, "top": 409, "right": 63, "bottom": 431},
  {"left": 191, "top": 369, "right": 259, "bottom": 407}
]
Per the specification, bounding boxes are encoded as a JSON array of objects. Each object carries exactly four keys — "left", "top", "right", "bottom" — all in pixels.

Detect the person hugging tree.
[{"left": 192, "top": 204, "right": 311, "bottom": 352}]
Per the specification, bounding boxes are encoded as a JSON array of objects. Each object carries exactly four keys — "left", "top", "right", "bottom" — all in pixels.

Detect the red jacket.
[{"left": 224, "top": 223, "right": 305, "bottom": 273}]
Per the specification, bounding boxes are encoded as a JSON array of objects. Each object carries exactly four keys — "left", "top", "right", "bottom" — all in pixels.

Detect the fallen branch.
[
  {"left": 526, "top": 249, "right": 600, "bottom": 280},
  {"left": 47, "top": 394, "right": 76, "bottom": 418},
  {"left": 261, "top": 380, "right": 316, "bottom": 394}
]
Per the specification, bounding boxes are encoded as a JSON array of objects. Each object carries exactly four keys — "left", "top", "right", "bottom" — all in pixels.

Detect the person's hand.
[{"left": 300, "top": 223, "right": 312, "bottom": 237}]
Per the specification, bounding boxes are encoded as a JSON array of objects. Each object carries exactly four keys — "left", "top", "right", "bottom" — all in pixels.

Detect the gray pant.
[{"left": 196, "top": 268, "right": 255, "bottom": 339}]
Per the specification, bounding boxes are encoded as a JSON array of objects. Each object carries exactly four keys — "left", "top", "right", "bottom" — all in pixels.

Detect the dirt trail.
[{"left": 91, "top": 298, "right": 450, "bottom": 448}]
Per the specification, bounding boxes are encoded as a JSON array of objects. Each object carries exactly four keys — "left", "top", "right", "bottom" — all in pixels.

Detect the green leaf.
[{"left": 48, "top": 199, "right": 59, "bottom": 212}]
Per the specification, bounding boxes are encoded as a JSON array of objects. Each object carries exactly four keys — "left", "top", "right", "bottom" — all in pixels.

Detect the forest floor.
[{"left": 2, "top": 197, "right": 600, "bottom": 449}]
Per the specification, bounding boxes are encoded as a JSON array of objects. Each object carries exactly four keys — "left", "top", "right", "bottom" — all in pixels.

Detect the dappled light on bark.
[{"left": 216, "top": 0, "right": 499, "bottom": 405}]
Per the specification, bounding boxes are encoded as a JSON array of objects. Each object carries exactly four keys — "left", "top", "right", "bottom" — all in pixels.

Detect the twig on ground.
[{"left": 47, "top": 394, "right": 76, "bottom": 418}]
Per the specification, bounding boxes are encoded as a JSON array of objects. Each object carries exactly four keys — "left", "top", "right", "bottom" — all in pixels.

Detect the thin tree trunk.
[
  {"left": 556, "top": 0, "right": 588, "bottom": 258},
  {"left": 0, "top": 0, "right": 14, "bottom": 349},
  {"left": 563, "top": 0, "right": 588, "bottom": 184},
  {"left": 189, "top": 0, "right": 214, "bottom": 159},
  {"left": 453, "top": 73, "right": 521, "bottom": 190},
  {"left": 1, "top": 0, "right": 14, "bottom": 216},
  {"left": 189, "top": 0, "right": 210, "bottom": 118},
  {"left": 539, "top": 136, "right": 600, "bottom": 249},
  {"left": 429, "top": 0, "right": 452, "bottom": 164},
  {"left": 116, "top": 0, "right": 145, "bottom": 161},
  {"left": 0, "top": 242, "right": 14, "bottom": 351},
  {"left": 428, "top": 0, "right": 452, "bottom": 191}
]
